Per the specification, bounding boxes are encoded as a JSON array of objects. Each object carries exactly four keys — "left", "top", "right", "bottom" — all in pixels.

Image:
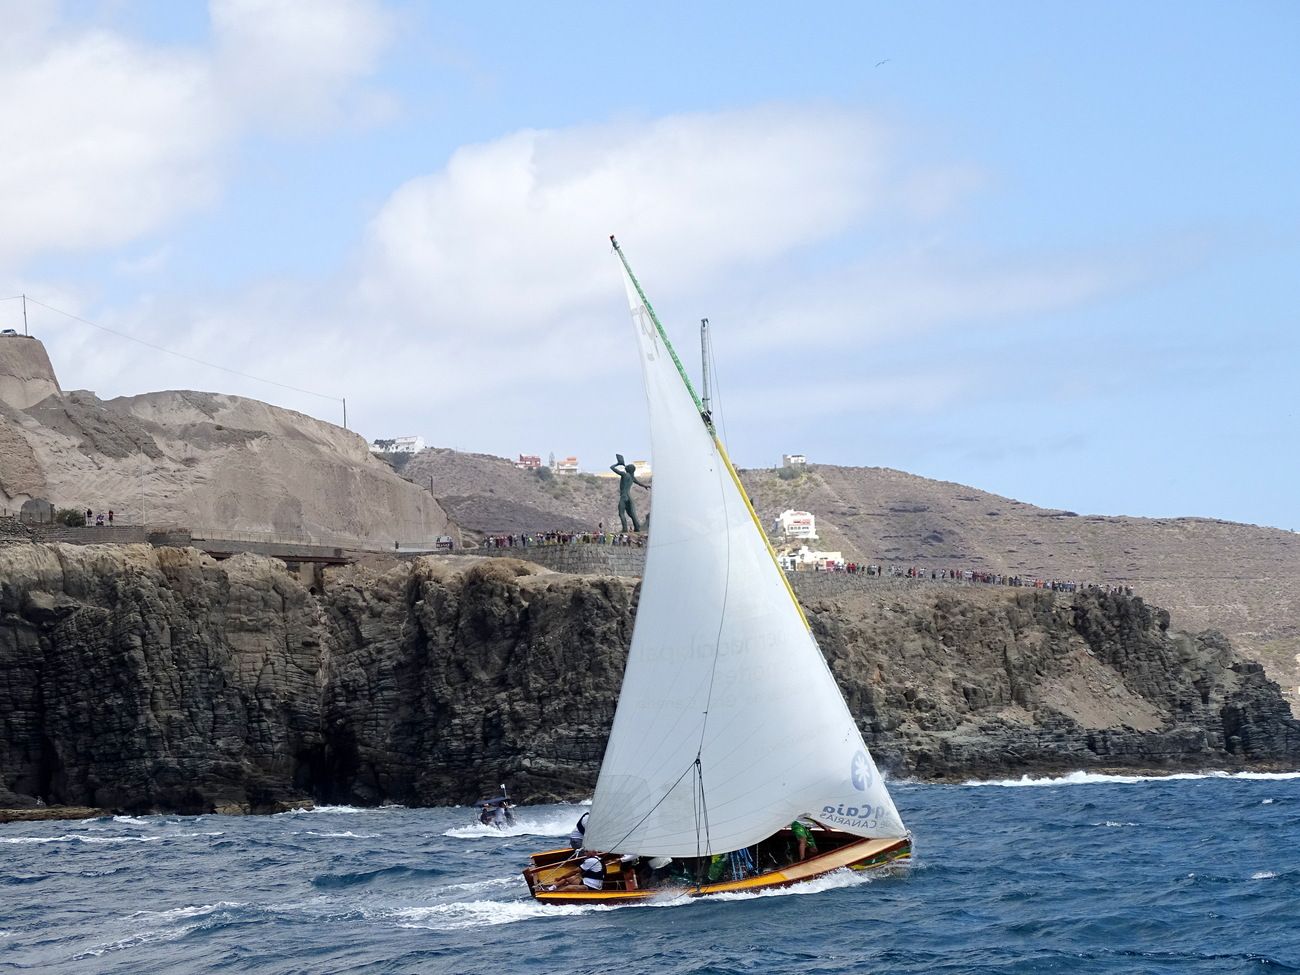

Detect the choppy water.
[{"left": 2, "top": 772, "right": 1298, "bottom": 974}]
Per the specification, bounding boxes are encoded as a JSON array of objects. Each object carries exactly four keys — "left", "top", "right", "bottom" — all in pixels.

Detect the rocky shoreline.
[{"left": 1, "top": 543, "right": 1296, "bottom": 817}]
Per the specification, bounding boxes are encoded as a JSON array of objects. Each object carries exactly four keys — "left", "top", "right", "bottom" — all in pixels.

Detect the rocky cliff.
[
  {"left": 388, "top": 448, "right": 1300, "bottom": 714},
  {"left": 1, "top": 544, "right": 1296, "bottom": 814}
]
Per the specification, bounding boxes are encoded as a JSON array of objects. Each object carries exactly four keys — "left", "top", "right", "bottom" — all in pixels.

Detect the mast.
[
  {"left": 699, "top": 318, "right": 712, "bottom": 417},
  {"left": 610, "top": 236, "right": 711, "bottom": 428},
  {"left": 610, "top": 236, "right": 809, "bottom": 627}
]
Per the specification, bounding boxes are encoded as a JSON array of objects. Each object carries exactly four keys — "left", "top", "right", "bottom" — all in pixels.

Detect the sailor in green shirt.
[{"left": 791, "top": 818, "right": 817, "bottom": 861}]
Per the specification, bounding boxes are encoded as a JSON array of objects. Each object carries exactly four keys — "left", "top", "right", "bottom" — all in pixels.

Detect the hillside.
[
  {"left": 741, "top": 464, "right": 1300, "bottom": 714},
  {"left": 0, "top": 339, "right": 452, "bottom": 548},
  {"left": 398, "top": 447, "right": 646, "bottom": 537},
  {"left": 395, "top": 448, "right": 1300, "bottom": 712}
]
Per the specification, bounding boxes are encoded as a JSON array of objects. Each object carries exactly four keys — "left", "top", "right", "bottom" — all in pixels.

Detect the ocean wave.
[
  {"left": 130, "top": 901, "right": 246, "bottom": 923},
  {"left": 272, "top": 804, "right": 377, "bottom": 816},
  {"left": 390, "top": 865, "right": 892, "bottom": 931},
  {"left": 964, "top": 770, "right": 1300, "bottom": 788},
  {"left": 443, "top": 809, "right": 590, "bottom": 839},
  {"left": 1251, "top": 871, "right": 1278, "bottom": 880},
  {"left": 310, "top": 864, "right": 444, "bottom": 889},
  {"left": 433, "top": 876, "right": 521, "bottom": 895},
  {"left": 2, "top": 872, "right": 50, "bottom": 885},
  {"left": 1092, "top": 821, "right": 1141, "bottom": 828},
  {"left": 706, "top": 866, "right": 887, "bottom": 903},
  {"left": 297, "top": 830, "right": 381, "bottom": 839},
  {"left": 390, "top": 897, "right": 618, "bottom": 930},
  {"left": 72, "top": 923, "right": 200, "bottom": 960},
  {"left": 0, "top": 834, "right": 164, "bottom": 845}
]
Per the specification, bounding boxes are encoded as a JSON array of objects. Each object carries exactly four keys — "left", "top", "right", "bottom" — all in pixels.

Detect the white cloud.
[
  {"left": 210, "top": 0, "right": 397, "bottom": 132},
  {"left": 12, "top": 99, "right": 1129, "bottom": 479},
  {"left": 357, "top": 106, "right": 890, "bottom": 332},
  {"left": 0, "top": 1, "right": 397, "bottom": 268},
  {"left": 0, "top": 25, "right": 224, "bottom": 264}
]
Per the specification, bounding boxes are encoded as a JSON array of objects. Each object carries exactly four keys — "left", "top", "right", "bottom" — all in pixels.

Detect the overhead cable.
[{"left": 23, "top": 296, "right": 343, "bottom": 403}]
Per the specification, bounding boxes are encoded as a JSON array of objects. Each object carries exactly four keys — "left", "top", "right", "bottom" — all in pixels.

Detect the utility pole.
[
  {"left": 699, "top": 318, "right": 712, "bottom": 415},
  {"left": 342, "top": 397, "right": 348, "bottom": 430},
  {"left": 21, "top": 294, "right": 27, "bottom": 336}
]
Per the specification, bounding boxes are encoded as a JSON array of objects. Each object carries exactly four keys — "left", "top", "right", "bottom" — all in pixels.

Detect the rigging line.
[
  {"left": 22, "top": 296, "right": 344, "bottom": 403},
  {"left": 602, "top": 758, "right": 698, "bottom": 856},
  {"left": 693, "top": 758, "right": 702, "bottom": 883},
  {"left": 0, "top": 295, "right": 25, "bottom": 302},
  {"left": 697, "top": 757, "right": 713, "bottom": 861}
]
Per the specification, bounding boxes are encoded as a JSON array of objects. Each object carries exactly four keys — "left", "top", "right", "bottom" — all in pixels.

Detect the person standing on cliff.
[{"left": 610, "top": 454, "right": 650, "bottom": 532}]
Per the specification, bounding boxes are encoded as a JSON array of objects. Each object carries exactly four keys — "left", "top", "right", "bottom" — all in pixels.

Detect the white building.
[
  {"left": 778, "top": 546, "right": 843, "bottom": 570},
  {"left": 553, "top": 455, "right": 580, "bottom": 476},
  {"left": 776, "top": 509, "right": 818, "bottom": 539},
  {"left": 369, "top": 435, "right": 425, "bottom": 454},
  {"left": 782, "top": 453, "right": 807, "bottom": 468}
]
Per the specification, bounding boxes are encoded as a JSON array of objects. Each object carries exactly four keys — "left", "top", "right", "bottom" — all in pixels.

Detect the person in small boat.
[
  {"left": 642, "top": 856, "right": 673, "bottom": 888},
  {"left": 618, "top": 853, "right": 640, "bottom": 890},
  {"left": 706, "top": 847, "right": 756, "bottom": 882},
  {"left": 579, "top": 854, "right": 606, "bottom": 890},
  {"left": 791, "top": 818, "right": 817, "bottom": 861},
  {"left": 568, "top": 811, "right": 590, "bottom": 849},
  {"left": 479, "top": 803, "right": 495, "bottom": 826}
]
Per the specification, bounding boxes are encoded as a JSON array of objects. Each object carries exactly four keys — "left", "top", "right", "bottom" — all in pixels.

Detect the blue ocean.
[{"left": 2, "top": 772, "right": 1297, "bottom": 974}]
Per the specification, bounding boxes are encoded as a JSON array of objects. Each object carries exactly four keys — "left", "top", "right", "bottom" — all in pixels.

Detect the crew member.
[{"left": 579, "top": 855, "right": 606, "bottom": 890}]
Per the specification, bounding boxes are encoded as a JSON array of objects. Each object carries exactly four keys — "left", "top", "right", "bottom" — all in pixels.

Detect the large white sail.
[{"left": 584, "top": 244, "right": 905, "bottom": 858}]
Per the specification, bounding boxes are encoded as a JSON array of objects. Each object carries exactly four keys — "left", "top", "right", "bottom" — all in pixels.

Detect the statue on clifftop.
[{"left": 610, "top": 454, "right": 650, "bottom": 532}]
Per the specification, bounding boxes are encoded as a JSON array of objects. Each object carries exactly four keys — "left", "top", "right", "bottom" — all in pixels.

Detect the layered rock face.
[{"left": 1, "top": 544, "right": 1296, "bottom": 814}]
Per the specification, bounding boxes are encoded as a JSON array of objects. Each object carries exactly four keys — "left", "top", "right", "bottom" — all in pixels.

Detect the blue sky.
[{"left": 1, "top": 1, "right": 1296, "bottom": 530}]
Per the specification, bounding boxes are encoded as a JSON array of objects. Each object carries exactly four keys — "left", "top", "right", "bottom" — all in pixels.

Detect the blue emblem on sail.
[{"left": 851, "top": 750, "right": 872, "bottom": 791}]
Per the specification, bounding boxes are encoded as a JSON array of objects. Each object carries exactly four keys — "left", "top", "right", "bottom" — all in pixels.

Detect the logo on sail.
[{"left": 850, "top": 750, "right": 872, "bottom": 791}]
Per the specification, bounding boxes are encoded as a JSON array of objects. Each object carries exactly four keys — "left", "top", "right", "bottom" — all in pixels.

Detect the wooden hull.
[{"left": 523, "top": 833, "right": 911, "bottom": 905}]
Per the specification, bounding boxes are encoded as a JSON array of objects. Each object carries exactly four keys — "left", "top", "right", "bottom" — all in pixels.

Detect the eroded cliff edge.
[{"left": 1, "top": 544, "right": 1296, "bottom": 814}]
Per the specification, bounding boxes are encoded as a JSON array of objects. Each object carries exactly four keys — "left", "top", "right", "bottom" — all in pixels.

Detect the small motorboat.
[{"left": 476, "top": 784, "right": 516, "bottom": 829}]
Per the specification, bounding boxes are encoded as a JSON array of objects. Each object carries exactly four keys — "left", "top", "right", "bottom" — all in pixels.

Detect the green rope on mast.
[{"left": 611, "top": 236, "right": 714, "bottom": 432}]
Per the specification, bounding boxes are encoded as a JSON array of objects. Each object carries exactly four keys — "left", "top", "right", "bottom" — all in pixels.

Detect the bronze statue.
[{"left": 611, "top": 454, "right": 650, "bottom": 532}]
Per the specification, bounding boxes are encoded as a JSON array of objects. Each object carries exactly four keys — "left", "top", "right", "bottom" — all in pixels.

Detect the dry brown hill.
[
  {"left": 398, "top": 447, "right": 643, "bottom": 537},
  {"left": 740, "top": 464, "right": 1300, "bottom": 715},
  {"left": 0, "top": 339, "right": 451, "bottom": 548},
  {"left": 393, "top": 448, "right": 1300, "bottom": 712}
]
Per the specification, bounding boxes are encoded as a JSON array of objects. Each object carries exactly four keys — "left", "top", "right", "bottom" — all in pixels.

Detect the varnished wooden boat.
[{"left": 523, "top": 828, "right": 911, "bottom": 905}]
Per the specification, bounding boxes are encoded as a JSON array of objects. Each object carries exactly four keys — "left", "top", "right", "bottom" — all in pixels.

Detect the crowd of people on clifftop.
[
  {"left": 480, "top": 528, "right": 645, "bottom": 550},
  {"left": 803, "top": 561, "right": 1133, "bottom": 595}
]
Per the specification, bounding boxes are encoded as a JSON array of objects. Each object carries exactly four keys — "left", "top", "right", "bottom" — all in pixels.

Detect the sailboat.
[{"left": 522, "top": 238, "right": 910, "bottom": 903}]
